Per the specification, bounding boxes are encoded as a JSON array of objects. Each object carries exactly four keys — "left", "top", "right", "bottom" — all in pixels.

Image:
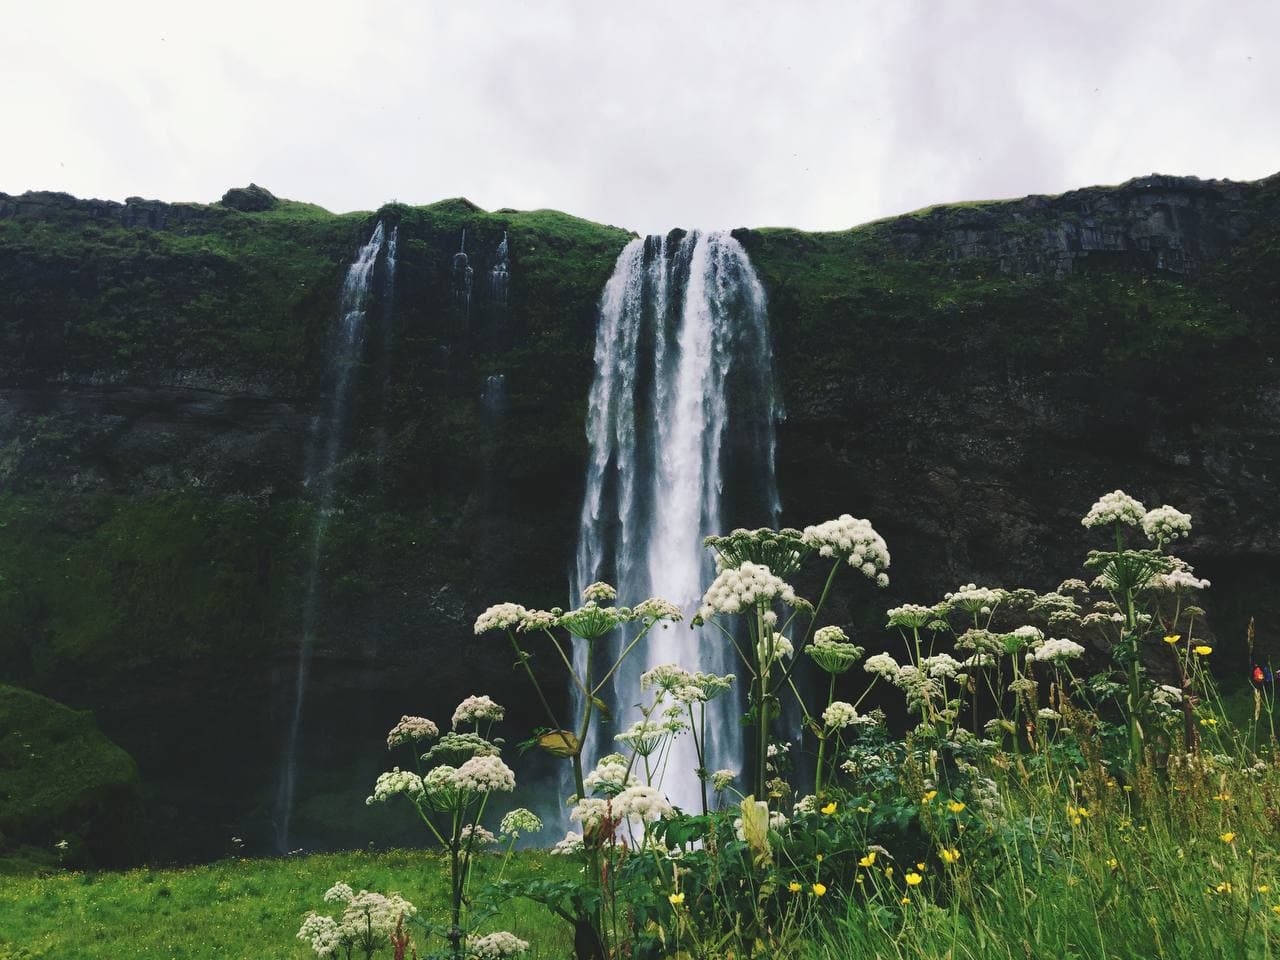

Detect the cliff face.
[{"left": 0, "top": 173, "right": 1276, "bottom": 860}]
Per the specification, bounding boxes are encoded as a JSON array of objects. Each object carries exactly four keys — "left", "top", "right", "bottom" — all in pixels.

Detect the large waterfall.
[
  {"left": 275, "top": 220, "right": 396, "bottom": 852},
  {"left": 573, "top": 230, "right": 780, "bottom": 810}
]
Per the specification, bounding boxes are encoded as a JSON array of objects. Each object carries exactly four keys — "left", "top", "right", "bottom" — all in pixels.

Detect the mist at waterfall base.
[{"left": 573, "top": 230, "right": 781, "bottom": 814}]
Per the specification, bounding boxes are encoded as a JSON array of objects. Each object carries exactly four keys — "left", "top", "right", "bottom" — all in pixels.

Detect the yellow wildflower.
[
  {"left": 858, "top": 851, "right": 877, "bottom": 868},
  {"left": 815, "top": 853, "right": 824, "bottom": 863},
  {"left": 922, "top": 790, "right": 937, "bottom": 805},
  {"left": 1194, "top": 645, "right": 1213, "bottom": 656},
  {"left": 1106, "top": 857, "right": 1119, "bottom": 870},
  {"left": 1215, "top": 881, "right": 1233, "bottom": 894},
  {"left": 901, "top": 896, "right": 911, "bottom": 904},
  {"left": 905, "top": 872, "right": 923, "bottom": 886},
  {"left": 821, "top": 801, "right": 837, "bottom": 815},
  {"left": 885, "top": 866, "right": 894, "bottom": 878},
  {"left": 812, "top": 883, "right": 827, "bottom": 897},
  {"left": 948, "top": 800, "right": 966, "bottom": 813},
  {"left": 1200, "top": 717, "right": 1219, "bottom": 727},
  {"left": 1258, "top": 885, "right": 1271, "bottom": 894},
  {"left": 1221, "top": 832, "right": 1236, "bottom": 843},
  {"left": 1213, "top": 793, "right": 1231, "bottom": 801},
  {"left": 788, "top": 881, "right": 802, "bottom": 893},
  {"left": 669, "top": 892, "right": 685, "bottom": 906},
  {"left": 1163, "top": 634, "right": 1181, "bottom": 644},
  {"left": 1272, "top": 904, "right": 1280, "bottom": 915},
  {"left": 939, "top": 847, "right": 960, "bottom": 865}
]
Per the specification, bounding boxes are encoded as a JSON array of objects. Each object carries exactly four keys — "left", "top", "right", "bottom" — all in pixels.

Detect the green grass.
[{"left": 0, "top": 849, "right": 574, "bottom": 959}]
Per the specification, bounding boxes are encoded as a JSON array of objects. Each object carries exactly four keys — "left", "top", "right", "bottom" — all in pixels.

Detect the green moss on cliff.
[{"left": 0, "top": 684, "right": 144, "bottom": 868}]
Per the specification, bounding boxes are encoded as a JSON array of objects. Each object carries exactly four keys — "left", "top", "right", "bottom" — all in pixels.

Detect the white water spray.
[{"left": 573, "top": 230, "right": 780, "bottom": 810}]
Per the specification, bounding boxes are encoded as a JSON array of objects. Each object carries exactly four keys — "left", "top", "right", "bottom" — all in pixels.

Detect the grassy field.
[{"left": 0, "top": 849, "right": 571, "bottom": 959}]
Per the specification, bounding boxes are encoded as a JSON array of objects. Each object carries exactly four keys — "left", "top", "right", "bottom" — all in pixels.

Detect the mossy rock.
[{"left": 0, "top": 684, "right": 146, "bottom": 868}]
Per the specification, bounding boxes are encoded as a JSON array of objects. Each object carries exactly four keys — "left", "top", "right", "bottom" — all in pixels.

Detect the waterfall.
[
  {"left": 481, "top": 373, "right": 507, "bottom": 416},
  {"left": 275, "top": 220, "right": 393, "bottom": 852},
  {"left": 489, "top": 231, "right": 510, "bottom": 304},
  {"left": 376, "top": 225, "right": 399, "bottom": 476},
  {"left": 573, "top": 230, "right": 780, "bottom": 811},
  {"left": 453, "top": 229, "right": 474, "bottom": 313}
]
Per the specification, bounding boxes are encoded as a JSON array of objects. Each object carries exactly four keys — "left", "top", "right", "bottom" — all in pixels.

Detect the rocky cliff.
[{"left": 0, "top": 172, "right": 1276, "bottom": 860}]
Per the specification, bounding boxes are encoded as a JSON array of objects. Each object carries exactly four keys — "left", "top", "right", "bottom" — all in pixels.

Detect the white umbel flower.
[
  {"left": 452, "top": 695, "right": 506, "bottom": 729},
  {"left": 499, "top": 808, "right": 543, "bottom": 839},
  {"left": 386, "top": 716, "right": 439, "bottom": 748},
  {"left": 455, "top": 756, "right": 516, "bottom": 793},
  {"left": 1082, "top": 490, "right": 1146, "bottom": 529},
  {"left": 550, "top": 831, "right": 584, "bottom": 854},
  {"left": 864, "top": 652, "right": 902, "bottom": 680},
  {"left": 1142, "top": 505, "right": 1192, "bottom": 545},
  {"left": 365, "top": 767, "right": 424, "bottom": 805},
  {"left": 583, "top": 754, "right": 636, "bottom": 795},
  {"left": 822, "top": 700, "right": 863, "bottom": 729},
  {"left": 1029, "top": 638, "right": 1086, "bottom": 663},
  {"left": 800, "top": 514, "right": 891, "bottom": 585},
  {"left": 467, "top": 931, "right": 530, "bottom": 959},
  {"left": 474, "top": 603, "right": 529, "bottom": 634},
  {"left": 581, "top": 581, "right": 618, "bottom": 603},
  {"left": 698, "top": 561, "right": 798, "bottom": 621}
]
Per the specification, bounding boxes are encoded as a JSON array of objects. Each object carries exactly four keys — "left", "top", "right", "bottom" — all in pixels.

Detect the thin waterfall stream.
[
  {"left": 274, "top": 220, "right": 396, "bottom": 852},
  {"left": 573, "top": 230, "right": 780, "bottom": 811}
]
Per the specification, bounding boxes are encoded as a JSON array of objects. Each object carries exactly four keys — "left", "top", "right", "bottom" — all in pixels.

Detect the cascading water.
[
  {"left": 275, "top": 220, "right": 394, "bottom": 852},
  {"left": 375, "top": 225, "right": 399, "bottom": 475},
  {"left": 452, "top": 228, "right": 474, "bottom": 313},
  {"left": 573, "top": 230, "right": 780, "bottom": 811},
  {"left": 489, "top": 231, "right": 510, "bottom": 304}
]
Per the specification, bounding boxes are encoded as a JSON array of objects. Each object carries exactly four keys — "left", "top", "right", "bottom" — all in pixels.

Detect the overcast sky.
[{"left": 3, "top": 1, "right": 1277, "bottom": 234}]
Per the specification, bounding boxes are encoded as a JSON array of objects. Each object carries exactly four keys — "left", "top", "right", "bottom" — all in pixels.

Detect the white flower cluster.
[
  {"left": 698, "top": 562, "right": 797, "bottom": 620},
  {"left": 1028, "top": 638, "right": 1086, "bottom": 663},
  {"left": 365, "top": 767, "right": 424, "bottom": 805},
  {"left": 1152, "top": 557, "right": 1210, "bottom": 591},
  {"left": 570, "top": 784, "right": 672, "bottom": 827},
  {"left": 807, "top": 627, "right": 864, "bottom": 673},
  {"left": 945, "top": 584, "right": 1004, "bottom": 615},
  {"left": 895, "top": 665, "right": 943, "bottom": 710},
  {"left": 468, "top": 931, "right": 530, "bottom": 959},
  {"left": 886, "top": 604, "right": 936, "bottom": 629},
  {"left": 711, "top": 769, "right": 736, "bottom": 791},
  {"left": 633, "top": 596, "right": 683, "bottom": 622},
  {"left": 550, "top": 831, "right": 584, "bottom": 854},
  {"left": 1082, "top": 490, "right": 1146, "bottom": 529},
  {"left": 814, "top": 625, "right": 848, "bottom": 645},
  {"left": 423, "top": 765, "right": 463, "bottom": 807},
  {"left": 297, "top": 913, "right": 341, "bottom": 957},
  {"left": 756, "top": 632, "right": 794, "bottom": 665},
  {"left": 1011, "top": 625, "right": 1043, "bottom": 643},
  {"left": 324, "top": 882, "right": 354, "bottom": 904},
  {"left": 581, "top": 581, "right": 618, "bottom": 603},
  {"left": 386, "top": 715, "right": 439, "bottom": 748},
  {"left": 461, "top": 824, "right": 498, "bottom": 846},
  {"left": 583, "top": 754, "right": 636, "bottom": 795},
  {"left": 922, "top": 653, "right": 963, "bottom": 679},
  {"left": 499, "top": 807, "right": 543, "bottom": 839},
  {"left": 641, "top": 662, "right": 689, "bottom": 691},
  {"left": 822, "top": 700, "right": 866, "bottom": 729},
  {"left": 455, "top": 755, "right": 516, "bottom": 794},
  {"left": 800, "top": 514, "right": 891, "bottom": 586},
  {"left": 1142, "top": 505, "right": 1192, "bottom": 545},
  {"left": 453, "top": 695, "right": 505, "bottom": 729},
  {"left": 614, "top": 719, "right": 667, "bottom": 755},
  {"left": 864, "top": 652, "right": 902, "bottom": 680},
  {"left": 474, "top": 602, "right": 529, "bottom": 634}
]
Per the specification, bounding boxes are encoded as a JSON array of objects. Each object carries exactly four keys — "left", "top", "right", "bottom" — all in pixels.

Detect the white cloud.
[{"left": 2, "top": 0, "right": 1276, "bottom": 234}]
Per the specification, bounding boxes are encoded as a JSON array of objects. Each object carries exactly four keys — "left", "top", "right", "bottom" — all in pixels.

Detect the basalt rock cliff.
[{"left": 0, "top": 172, "right": 1276, "bottom": 860}]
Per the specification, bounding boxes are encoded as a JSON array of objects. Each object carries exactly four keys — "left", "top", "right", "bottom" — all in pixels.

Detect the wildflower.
[
  {"left": 297, "top": 913, "right": 341, "bottom": 956},
  {"left": 1163, "top": 634, "right": 1181, "bottom": 645},
  {"left": 1194, "top": 645, "right": 1213, "bottom": 656},
  {"left": 901, "top": 896, "right": 911, "bottom": 904},
  {"left": 885, "top": 866, "right": 894, "bottom": 877},
  {"left": 812, "top": 883, "right": 827, "bottom": 897},
  {"left": 822, "top": 700, "right": 865, "bottom": 730},
  {"left": 939, "top": 847, "right": 960, "bottom": 864},
  {"left": 1142, "top": 505, "right": 1192, "bottom": 545},
  {"left": 583, "top": 754, "right": 637, "bottom": 796},
  {"left": 615, "top": 720, "right": 666, "bottom": 756},
  {"left": 711, "top": 769, "right": 736, "bottom": 792},
  {"left": 461, "top": 824, "right": 498, "bottom": 846},
  {"left": 1106, "top": 858, "right": 1119, "bottom": 870},
  {"left": 1273, "top": 904, "right": 1280, "bottom": 916},
  {"left": 916, "top": 862, "right": 927, "bottom": 871},
  {"left": 1028, "top": 638, "right": 1086, "bottom": 663},
  {"left": 613, "top": 785, "right": 674, "bottom": 823},
  {"left": 466, "top": 931, "right": 530, "bottom": 959},
  {"left": 633, "top": 597, "right": 683, "bottom": 623},
  {"left": 921, "top": 790, "right": 937, "bottom": 805},
  {"left": 1082, "top": 490, "right": 1146, "bottom": 529},
  {"left": 1213, "top": 792, "right": 1232, "bottom": 801},
  {"left": 558, "top": 603, "right": 634, "bottom": 640},
  {"left": 800, "top": 515, "right": 891, "bottom": 585},
  {"left": 698, "top": 561, "right": 800, "bottom": 621},
  {"left": 905, "top": 872, "right": 923, "bottom": 886},
  {"left": 757, "top": 632, "right": 794, "bottom": 664},
  {"left": 474, "top": 603, "right": 529, "bottom": 634},
  {"left": 1259, "top": 885, "right": 1271, "bottom": 893},
  {"left": 454, "top": 756, "right": 516, "bottom": 794},
  {"left": 886, "top": 604, "right": 937, "bottom": 629},
  {"left": 816, "top": 853, "right": 824, "bottom": 862},
  {"left": 668, "top": 892, "right": 685, "bottom": 906},
  {"left": 1200, "top": 717, "right": 1219, "bottom": 727},
  {"left": 864, "top": 652, "right": 903, "bottom": 680},
  {"left": 499, "top": 808, "right": 543, "bottom": 839},
  {"left": 581, "top": 581, "right": 618, "bottom": 603},
  {"left": 947, "top": 800, "right": 966, "bottom": 813},
  {"left": 1221, "top": 832, "right": 1236, "bottom": 843},
  {"left": 788, "top": 881, "right": 802, "bottom": 892},
  {"left": 1215, "top": 881, "right": 1233, "bottom": 894},
  {"left": 365, "top": 767, "right": 424, "bottom": 805},
  {"left": 946, "top": 584, "right": 1006, "bottom": 615},
  {"left": 386, "top": 715, "right": 439, "bottom": 748},
  {"left": 808, "top": 627, "right": 865, "bottom": 673},
  {"left": 452, "top": 695, "right": 505, "bottom": 729},
  {"left": 821, "top": 801, "right": 838, "bottom": 815},
  {"left": 550, "top": 832, "right": 584, "bottom": 855},
  {"left": 324, "top": 882, "right": 355, "bottom": 904},
  {"left": 858, "top": 851, "right": 877, "bottom": 868},
  {"left": 423, "top": 732, "right": 499, "bottom": 764}
]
